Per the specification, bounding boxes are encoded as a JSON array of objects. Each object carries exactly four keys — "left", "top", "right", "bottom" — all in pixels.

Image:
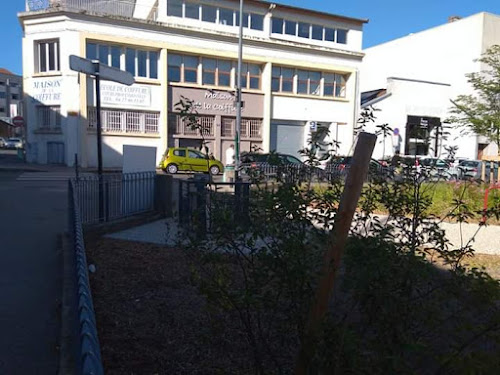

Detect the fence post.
[
  {"left": 105, "top": 180, "right": 110, "bottom": 222},
  {"left": 195, "top": 181, "right": 206, "bottom": 238},
  {"left": 241, "top": 182, "right": 250, "bottom": 226}
]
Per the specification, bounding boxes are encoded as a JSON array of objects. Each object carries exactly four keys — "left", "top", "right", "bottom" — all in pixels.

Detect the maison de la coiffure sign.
[{"left": 32, "top": 78, "right": 62, "bottom": 105}]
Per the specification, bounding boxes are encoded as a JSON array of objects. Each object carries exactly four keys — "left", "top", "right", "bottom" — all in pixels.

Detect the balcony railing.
[
  {"left": 221, "top": 117, "right": 263, "bottom": 139},
  {"left": 25, "top": 0, "right": 159, "bottom": 21},
  {"left": 170, "top": 113, "right": 215, "bottom": 138},
  {"left": 88, "top": 107, "right": 160, "bottom": 134}
]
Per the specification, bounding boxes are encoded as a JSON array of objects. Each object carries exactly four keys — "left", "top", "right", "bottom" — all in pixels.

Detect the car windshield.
[
  {"left": 285, "top": 155, "right": 302, "bottom": 164},
  {"left": 459, "top": 161, "right": 480, "bottom": 167},
  {"left": 9, "top": 138, "right": 21, "bottom": 141},
  {"left": 421, "top": 159, "right": 447, "bottom": 167}
]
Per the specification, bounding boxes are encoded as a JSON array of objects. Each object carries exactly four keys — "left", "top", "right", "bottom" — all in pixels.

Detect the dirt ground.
[
  {"left": 85, "top": 236, "right": 500, "bottom": 374},
  {"left": 85, "top": 237, "right": 257, "bottom": 375}
]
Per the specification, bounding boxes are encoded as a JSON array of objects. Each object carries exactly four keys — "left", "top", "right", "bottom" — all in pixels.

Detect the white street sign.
[{"left": 69, "top": 55, "right": 134, "bottom": 86}]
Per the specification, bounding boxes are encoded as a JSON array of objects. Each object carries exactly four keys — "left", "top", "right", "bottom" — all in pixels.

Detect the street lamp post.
[{"left": 234, "top": 0, "right": 244, "bottom": 181}]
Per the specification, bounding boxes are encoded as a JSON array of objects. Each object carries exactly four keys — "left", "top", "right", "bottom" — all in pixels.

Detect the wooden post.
[{"left": 294, "top": 132, "right": 377, "bottom": 375}]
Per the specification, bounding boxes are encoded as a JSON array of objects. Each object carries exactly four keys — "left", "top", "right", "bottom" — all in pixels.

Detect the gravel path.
[{"left": 107, "top": 216, "right": 500, "bottom": 255}]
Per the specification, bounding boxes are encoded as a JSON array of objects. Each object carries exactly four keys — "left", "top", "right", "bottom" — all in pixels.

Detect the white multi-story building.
[
  {"left": 0, "top": 68, "right": 23, "bottom": 117},
  {"left": 361, "top": 12, "right": 500, "bottom": 160},
  {"left": 20, "top": 0, "right": 367, "bottom": 167}
]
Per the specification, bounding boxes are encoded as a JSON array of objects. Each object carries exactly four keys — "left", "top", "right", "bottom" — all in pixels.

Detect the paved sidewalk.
[
  {"left": 106, "top": 215, "right": 500, "bottom": 256},
  {"left": 0, "top": 170, "right": 67, "bottom": 374}
]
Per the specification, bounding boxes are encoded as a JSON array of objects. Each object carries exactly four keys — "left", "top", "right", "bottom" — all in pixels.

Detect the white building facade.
[
  {"left": 361, "top": 12, "right": 500, "bottom": 161},
  {"left": 20, "top": 0, "right": 366, "bottom": 167}
]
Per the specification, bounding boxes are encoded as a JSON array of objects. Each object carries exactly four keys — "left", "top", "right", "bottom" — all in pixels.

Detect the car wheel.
[
  {"left": 167, "top": 163, "right": 178, "bottom": 174},
  {"left": 209, "top": 165, "right": 220, "bottom": 175}
]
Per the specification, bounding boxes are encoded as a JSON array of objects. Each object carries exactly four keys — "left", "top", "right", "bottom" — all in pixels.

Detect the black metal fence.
[
  {"left": 73, "top": 172, "right": 156, "bottom": 225},
  {"left": 178, "top": 179, "right": 251, "bottom": 236},
  {"left": 68, "top": 180, "right": 104, "bottom": 375}
]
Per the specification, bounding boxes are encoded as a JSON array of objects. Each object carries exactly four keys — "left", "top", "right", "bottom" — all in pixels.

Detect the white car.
[
  {"left": 0, "top": 137, "right": 6, "bottom": 148},
  {"left": 4, "top": 137, "right": 23, "bottom": 149}
]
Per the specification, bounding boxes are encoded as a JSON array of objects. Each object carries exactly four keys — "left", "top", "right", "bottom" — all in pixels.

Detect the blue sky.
[{"left": 2, "top": 0, "right": 500, "bottom": 75}]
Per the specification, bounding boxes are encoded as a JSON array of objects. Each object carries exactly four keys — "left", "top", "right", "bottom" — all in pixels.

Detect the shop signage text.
[
  {"left": 32, "top": 78, "right": 62, "bottom": 104},
  {"left": 101, "top": 83, "right": 151, "bottom": 107}
]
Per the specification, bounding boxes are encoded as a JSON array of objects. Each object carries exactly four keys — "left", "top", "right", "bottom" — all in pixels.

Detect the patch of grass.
[{"left": 462, "top": 254, "right": 500, "bottom": 280}]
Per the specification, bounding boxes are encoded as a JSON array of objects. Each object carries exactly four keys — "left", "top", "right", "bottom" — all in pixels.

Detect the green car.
[{"left": 160, "top": 147, "right": 224, "bottom": 175}]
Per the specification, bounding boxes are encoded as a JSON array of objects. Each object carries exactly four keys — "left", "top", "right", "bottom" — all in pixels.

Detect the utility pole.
[{"left": 234, "top": 0, "right": 244, "bottom": 181}]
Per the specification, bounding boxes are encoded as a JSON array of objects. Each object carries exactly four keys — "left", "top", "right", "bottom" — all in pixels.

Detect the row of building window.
[
  {"left": 271, "top": 19, "right": 347, "bottom": 44},
  {"left": 0, "top": 92, "right": 20, "bottom": 100},
  {"left": 166, "top": 1, "right": 348, "bottom": 45},
  {"left": 88, "top": 107, "right": 160, "bottom": 134},
  {"left": 0, "top": 81, "right": 20, "bottom": 88},
  {"left": 167, "top": 1, "right": 264, "bottom": 30},
  {"left": 272, "top": 68, "right": 347, "bottom": 97},
  {"left": 86, "top": 43, "right": 159, "bottom": 79},
  {"left": 35, "top": 41, "right": 346, "bottom": 97},
  {"left": 168, "top": 54, "right": 261, "bottom": 89}
]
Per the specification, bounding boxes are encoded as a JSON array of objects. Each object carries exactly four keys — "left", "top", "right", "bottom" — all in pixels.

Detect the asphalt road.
[{"left": 0, "top": 168, "right": 67, "bottom": 374}]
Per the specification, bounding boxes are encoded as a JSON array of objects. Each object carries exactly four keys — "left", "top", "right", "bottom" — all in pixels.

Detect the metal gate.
[{"left": 47, "top": 142, "right": 65, "bottom": 164}]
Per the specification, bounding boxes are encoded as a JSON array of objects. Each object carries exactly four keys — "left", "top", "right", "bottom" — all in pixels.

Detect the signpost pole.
[{"left": 94, "top": 62, "right": 104, "bottom": 221}]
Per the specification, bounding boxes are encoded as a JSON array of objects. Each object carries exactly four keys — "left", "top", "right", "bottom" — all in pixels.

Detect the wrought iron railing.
[
  {"left": 87, "top": 107, "right": 160, "bottom": 134},
  {"left": 26, "top": 0, "right": 159, "bottom": 21},
  {"left": 68, "top": 180, "right": 104, "bottom": 375},
  {"left": 73, "top": 172, "right": 156, "bottom": 225}
]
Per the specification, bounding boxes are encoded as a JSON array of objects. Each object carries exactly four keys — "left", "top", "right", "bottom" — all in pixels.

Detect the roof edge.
[{"left": 260, "top": 1, "right": 369, "bottom": 25}]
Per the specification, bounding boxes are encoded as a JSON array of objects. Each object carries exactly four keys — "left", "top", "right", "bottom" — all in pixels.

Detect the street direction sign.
[
  {"left": 69, "top": 55, "right": 134, "bottom": 86},
  {"left": 12, "top": 116, "right": 25, "bottom": 127}
]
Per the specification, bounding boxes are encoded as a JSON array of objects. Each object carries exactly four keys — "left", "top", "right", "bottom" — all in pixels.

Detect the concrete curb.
[{"left": 0, "top": 166, "right": 49, "bottom": 172}]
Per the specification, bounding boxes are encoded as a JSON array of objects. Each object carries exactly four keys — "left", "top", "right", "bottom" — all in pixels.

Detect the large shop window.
[
  {"left": 88, "top": 107, "right": 160, "bottom": 134},
  {"left": 167, "top": 1, "right": 264, "bottom": 31},
  {"left": 273, "top": 66, "right": 347, "bottom": 98},
  {"left": 86, "top": 42, "right": 159, "bottom": 79},
  {"left": 35, "top": 40, "right": 60, "bottom": 73},
  {"left": 271, "top": 18, "right": 348, "bottom": 45},
  {"left": 37, "top": 106, "right": 61, "bottom": 129}
]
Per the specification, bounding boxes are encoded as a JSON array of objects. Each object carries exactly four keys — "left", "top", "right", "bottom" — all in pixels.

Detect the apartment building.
[
  {"left": 0, "top": 68, "right": 22, "bottom": 116},
  {"left": 20, "top": 0, "right": 366, "bottom": 167}
]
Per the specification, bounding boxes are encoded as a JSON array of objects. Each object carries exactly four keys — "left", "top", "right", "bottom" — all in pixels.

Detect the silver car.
[
  {"left": 0, "top": 137, "right": 6, "bottom": 148},
  {"left": 457, "top": 160, "right": 498, "bottom": 181},
  {"left": 4, "top": 137, "right": 23, "bottom": 149}
]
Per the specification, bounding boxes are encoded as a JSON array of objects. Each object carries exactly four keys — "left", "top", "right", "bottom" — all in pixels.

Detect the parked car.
[
  {"left": 4, "top": 137, "right": 23, "bottom": 149},
  {"left": 418, "top": 157, "right": 454, "bottom": 180},
  {"left": 455, "top": 160, "right": 499, "bottom": 181},
  {"left": 0, "top": 137, "right": 6, "bottom": 148},
  {"left": 325, "top": 156, "right": 391, "bottom": 181},
  {"left": 240, "top": 152, "right": 324, "bottom": 181},
  {"left": 159, "top": 147, "right": 224, "bottom": 175}
]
